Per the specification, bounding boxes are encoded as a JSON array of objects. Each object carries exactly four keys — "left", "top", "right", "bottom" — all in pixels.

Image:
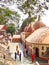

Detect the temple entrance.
[{"left": 35, "top": 48, "right": 39, "bottom": 57}]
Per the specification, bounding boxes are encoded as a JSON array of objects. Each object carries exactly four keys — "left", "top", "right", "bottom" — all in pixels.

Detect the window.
[{"left": 42, "top": 46, "right": 44, "bottom": 50}]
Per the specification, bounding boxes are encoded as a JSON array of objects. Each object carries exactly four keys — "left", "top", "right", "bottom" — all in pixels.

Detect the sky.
[{"left": 41, "top": 10, "right": 49, "bottom": 27}]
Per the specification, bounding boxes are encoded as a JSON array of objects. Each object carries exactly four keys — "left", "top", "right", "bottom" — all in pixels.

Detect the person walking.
[
  {"left": 14, "top": 52, "right": 17, "bottom": 60},
  {"left": 26, "top": 48, "right": 28, "bottom": 56},
  {"left": 19, "top": 52, "right": 21, "bottom": 61},
  {"left": 31, "top": 53, "right": 35, "bottom": 63}
]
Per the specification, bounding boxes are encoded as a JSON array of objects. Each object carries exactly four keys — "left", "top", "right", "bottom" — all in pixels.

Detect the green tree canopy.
[
  {"left": 18, "top": 0, "right": 49, "bottom": 17},
  {"left": 6, "top": 23, "right": 16, "bottom": 35},
  {"left": 0, "top": 7, "right": 20, "bottom": 25},
  {"left": 1, "top": 0, "right": 49, "bottom": 18}
]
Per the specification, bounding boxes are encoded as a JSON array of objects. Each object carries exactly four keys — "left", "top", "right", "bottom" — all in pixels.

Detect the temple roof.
[
  {"left": 24, "top": 19, "right": 46, "bottom": 33},
  {"left": 26, "top": 27, "right": 49, "bottom": 44},
  {"left": 33, "top": 20, "right": 46, "bottom": 30},
  {"left": 24, "top": 24, "right": 34, "bottom": 33}
]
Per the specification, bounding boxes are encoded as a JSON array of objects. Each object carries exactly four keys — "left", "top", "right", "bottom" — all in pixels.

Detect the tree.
[
  {"left": 18, "top": 0, "right": 49, "bottom": 18},
  {"left": 18, "top": 0, "right": 49, "bottom": 32},
  {"left": 0, "top": 7, "right": 20, "bottom": 25},
  {"left": 6, "top": 23, "right": 16, "bottom": 35},
  {"left": 1, "top": 0, "right": 49, "bottom": 18}
]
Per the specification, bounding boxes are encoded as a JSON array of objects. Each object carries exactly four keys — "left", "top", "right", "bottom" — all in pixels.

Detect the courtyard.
[{"left": 9, "top": 42, "right": 48, "bottom": 65}]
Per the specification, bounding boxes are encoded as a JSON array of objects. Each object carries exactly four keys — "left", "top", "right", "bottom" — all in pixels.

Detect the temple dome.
[
  {"left": 24, "top": 19, "right": 46, "bottom": 33},
  {"left": 33, "top": 20, "right": 46, "bottom": 30},
  {"left": 26, "top": 27, "right": 49, "bottom": 44}
]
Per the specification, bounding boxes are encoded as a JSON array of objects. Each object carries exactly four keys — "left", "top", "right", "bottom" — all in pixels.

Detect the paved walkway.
[
  {"left": 9, "top": 42, "right": 48, "bottom": 65},
  {"left": 9, "top": 42, "right": 39, "bottom": 65}
]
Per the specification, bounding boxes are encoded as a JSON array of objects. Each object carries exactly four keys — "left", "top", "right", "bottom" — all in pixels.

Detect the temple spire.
[{"left": 37, "top": 15, "right": 40, "bottom": 22}]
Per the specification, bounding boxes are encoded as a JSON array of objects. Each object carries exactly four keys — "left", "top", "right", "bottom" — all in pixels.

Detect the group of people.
[
  {"left": 14, "top": 46, "right": 21, "bottom": 61},
  {"left": 23, "top": 44, "right": 35, "bottom": 63},
  {"left": 14, "top": 45, "right": 35, "bottom": 63}
]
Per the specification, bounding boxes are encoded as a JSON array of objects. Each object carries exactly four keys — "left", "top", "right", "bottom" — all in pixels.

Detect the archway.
[{"left": 35, "top": 48, "right": 39, "bottom": 57}]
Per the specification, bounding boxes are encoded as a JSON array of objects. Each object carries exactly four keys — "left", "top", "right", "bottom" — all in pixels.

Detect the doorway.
[{"left": 35, "top": 48, "right": 39, "bottom": 57}]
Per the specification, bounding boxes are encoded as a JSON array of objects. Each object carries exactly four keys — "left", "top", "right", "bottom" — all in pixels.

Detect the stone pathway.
[
  {"left": 9, "top": 42, "right": 39, "bottom": 65},
  {"left": 9, "top": 42, "right": 48, "bottom": 65}
]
